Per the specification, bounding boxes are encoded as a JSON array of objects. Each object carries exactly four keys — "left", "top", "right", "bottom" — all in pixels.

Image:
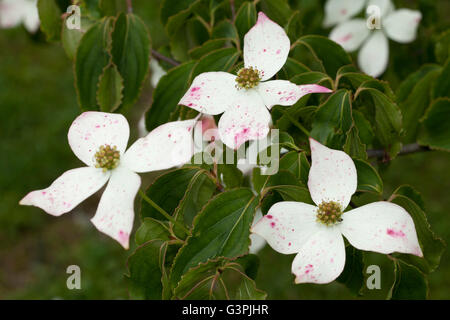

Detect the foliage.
[{"left": 11, "top": 0, "right": 450, "bottom": 300}]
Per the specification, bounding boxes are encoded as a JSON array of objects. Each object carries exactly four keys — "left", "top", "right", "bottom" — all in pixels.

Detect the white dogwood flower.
[
  {"left": 325, "top": 0, "right": 421, "bottom": 77},
  {"left": 252, "top": 138, "right": 423, "bottom": 284},
  {"left": 179, "top": 12, "right": 331, "bottom": 150},
  {"left": 0, "top": 0, "right": 39, "bottom": 33},
  {"left": 20, "top": 112, "right": 196, "bottom": 249}
]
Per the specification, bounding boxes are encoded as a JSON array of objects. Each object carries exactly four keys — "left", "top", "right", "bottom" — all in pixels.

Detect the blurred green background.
[{"left": 0, "top": 0, "right": 449, "bottom": 299}]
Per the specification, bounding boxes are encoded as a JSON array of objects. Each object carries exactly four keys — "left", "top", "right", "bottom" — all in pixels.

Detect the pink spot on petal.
[
  {"left": 339, "top": 33, "right": 353, "bottom": 43},
  {"left": 387, "top": 229, "right": 405, "bottom": 238}
]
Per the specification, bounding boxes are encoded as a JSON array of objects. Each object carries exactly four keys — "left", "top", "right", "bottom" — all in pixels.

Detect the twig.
[
  {"left": 367, "top": 143, "right": 430, "bottom": 159},
  {"left": 151, "top": 49, "right": 180, "bottom": 67},
  {"left": 230, "top": 0, "right": 236, "bottom": 21},
  {"left": 126, "top": 0, "right": 133, "bottom": 13}
]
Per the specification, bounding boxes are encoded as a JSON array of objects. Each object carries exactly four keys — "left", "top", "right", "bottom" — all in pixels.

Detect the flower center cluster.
[
  {"left": 316, "top": 201, "right": 343, "bottom": 226},
  {"left": 95, "top": 144, "right": 120, "bottom": 172},
  {"left": 235, "top": 67, "right": 261, "bottom": 89}
]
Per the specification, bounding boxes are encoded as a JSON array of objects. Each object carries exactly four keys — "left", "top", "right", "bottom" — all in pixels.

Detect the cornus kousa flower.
[
  {"left": 325, "top": 0, "right": 421, "bottom": 77},
  {"left": 20, "top": 112, "right": 196, "bottom": 249},
  {"left": 0, "top": 0, "right": 39, "bottom": 33},
  {"left": 179, "top": 12, "right": 331, "bottom": 150},
  {"left": 252, "top": 138, "right": 423, "bottom": 284}
]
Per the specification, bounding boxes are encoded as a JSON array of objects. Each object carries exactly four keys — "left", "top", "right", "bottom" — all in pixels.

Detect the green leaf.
[
  {"left": 110, "top": 13, "right": 151, "bottom": 112},
  {"left": 336, "top": 65, "right": 372, "bottom": 89},
  {"left": 336, "top": 246, "right": 364, "bottom": 296},
  {"left": 189, "top": 38, "right": 229, "bottom": 59},
  {"left": 273, "top": 185, "right": 313, "bottom": 203},
  {"left": 37, "top": 0, "right": 62, "bottom": 41},
  {"left": 435, "top": 29, "right": 450, "bottom": 64},
  {"left": 99, "top": 0, "right": 127, "bottom": 16},
  {"left": 145, "top": 61, "right": 196, "bottom": 131},
  {"left": 141, "top": 167, "right": 206, "bottom": 220},
  {"left": 173, "top": 257, "right": 267, "bottom": 300},
  {"left": 161, "top": 0, "right": 197, "bottom": 25},
  {"left": 278, "top": 57, "right": 310, "bottom": 80},
  {"left": 218, "top": 164, "right": 244, "bottom": 189},
  {"left": 212, "top": 20, "right": 239, "bottom": 44},
  {"left": 170, "top": 188, "right": 258, "bottom": 287},
  {"left": 356, "top": 82, "right": 402, "bottom": 157},
  {"left": 399, "top": 66, "right": 441, "bottom": 143},
  {"left": 164, "top": 0, "right": 202, "bottom": 36},
  {"left": 396, "top": 64, "right": 440, "bottom": 103},
  {"left": 259, "top": 0, "right": 292, "bottom": 26},
  {"left": 79, "top": 0, "right": 102, "bottom": 19},
  {"left": 285, "top": 10, "right": 301, "bottom": 42},
  {"left": 75, "top": 18, "right": 114, "bottom": 111},
  {"left": 310, "top": 89, "right": 353, "bottom": 145},
  {"left": 96, "top": 63, "right": 124, "bottom": 112},
  {"left": 292, "top": 35, "right": 352, "bottom": 77},
  {"left": 62, "top": 17, "right": 93, "bottom": 60},
  {"left": 172, "top": 169, "right": 217, "bottom": 237},
  {"left": 353, "top": 110, "right": 374, "bottom": 145},
  {"left": 261, "top": 170, "right": 313, "bottom": 203},
  {"left": 290, "top": 71, "right": 333, "bottom": 87},
  {"left": 234, "top": 1, "right": 257, "bottom": 40},
  {"left": 126, "top": 240, "right": 166, "bottom": 299},
  {"left": 135, "top": 218, "right": 170, "bottom": 245},
  {"left": 191, "top": 47, "right": 240, "bottom": 77},
  {"left": 388, "top": 260, "right": 428, "bottom": 300},
  {"left": 173, "top": 259, "right": 227, "bottom": 299},
  {"left": 418, "top": 98, "right": 450, "bottom": 151},
  {"left": 390, "top": 194, "right": 445, "bottom": 274},
  {"left": 236, "top": 276, "right": 267, "bottom": 300},
  {"left": 279, "top": 151, "right": 310, "bottom": 184},
  {"left": 234, "top": 254, "right": 260, "bottom": 280},
  {"left": 344, "top": 125, "right": 367, "bottom": 160},
  {"left": 354, "top": 159, "right": 383, "bottom": 194},
  {"left": 392, "top": 185, "right": 425, "bottom": 211},
  {"left": 432, "top": 58, "right": 450, "bottom": 99}
]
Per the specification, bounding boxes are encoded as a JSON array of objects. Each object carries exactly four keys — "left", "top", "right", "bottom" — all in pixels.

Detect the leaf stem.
[
  {"left": 126, "top": 0, "right": 133, "bottom": 13},
  {"left": 139, "top": 189, "right": 190, "bottom": 235},
  {"left": 151, "top": 49, "right": 180, "bottom": 67},
  {"left": 279, "top": 108, "right": 310, "bottom": 137},
  {"left": 230, "top": 0, "right": 236, "bottom": 21},
  {"left": 367, "top": 143, "right": 430, "bottom": 159}
]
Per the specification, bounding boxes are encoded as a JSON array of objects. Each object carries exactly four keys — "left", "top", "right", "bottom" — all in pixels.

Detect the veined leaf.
[
  {"left": 111, "top": 13, "right": 151, "bottom": 112},
  {"left": 145, "top": 61, "right": 196, "bottom": 131},
  {"left": 388, "top": 259, "right": 428, "bottom": 300},
  {"left": 418, "top": 98, "right": 450, "bottom": 151},
  {"left": 75, "top": 18, "right": 114, "bottom": 111},
  {"left": 310, "top": 89, "right": 353, "bottom": 145},
  {"left": 170, "top": 188, "right": 258, "bottom": 287},
  {"left": 37, "top": 0, "right": 62, "bottom": 41}
]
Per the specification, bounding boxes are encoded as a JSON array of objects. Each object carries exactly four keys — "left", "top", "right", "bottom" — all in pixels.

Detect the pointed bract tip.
[
  {"left": 19, "top": 193, "right": 32, "bottom": 206},
  {"left": 257, "top": 11, "right": 268, "bottom": 19}
]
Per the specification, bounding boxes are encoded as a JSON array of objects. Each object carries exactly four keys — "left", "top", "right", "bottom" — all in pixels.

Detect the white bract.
[
  {"left": 252, "top": 138, "right": 423, "bottom": 284},
  {"left": 20, "top": 112, "right": 196, "bottom": 249},
  {"left": 325, "top": 0, "right": 421, "bottom": 77},
  {"left": 249, "top": 209, "right": 267, "bottom": 254},
  {"left": 0, "top": 0, "right": 39, "bottom": 33},
  {"left": 179, "top": 12, "right": 332, "bottom": 150}
]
